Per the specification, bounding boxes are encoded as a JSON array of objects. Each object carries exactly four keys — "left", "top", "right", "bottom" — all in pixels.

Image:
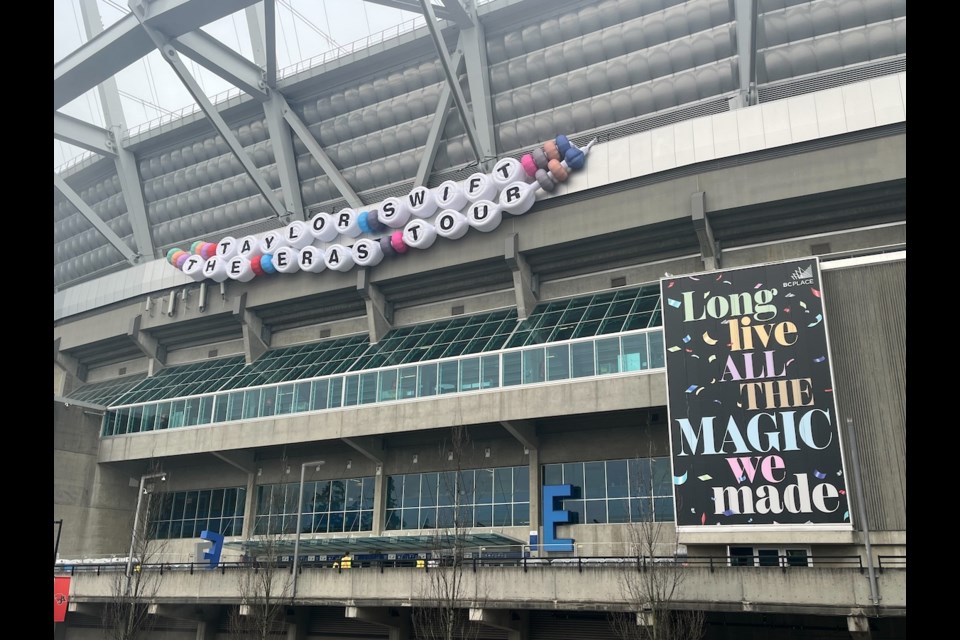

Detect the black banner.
[{"left": 661, "top": 259, "right": 851, "bottom": 529}]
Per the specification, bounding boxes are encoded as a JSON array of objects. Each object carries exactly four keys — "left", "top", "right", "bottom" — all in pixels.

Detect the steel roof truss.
[{"left": 54, "top": 173, "right": 140, "bottom": 265}]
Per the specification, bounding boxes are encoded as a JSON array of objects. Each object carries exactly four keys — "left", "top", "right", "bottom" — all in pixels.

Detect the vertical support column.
[
  {"left": 459, "top": 0, "right": 496, "bottom": 170},
  {"left": 691, "top": 192, "right": 720, "bottom": 271},
  {"left": 372, "top": 465, "right": 387, "bottom": 535},
  {"left": 357, "top": 270, "right": 393, "bottom": 344},
  {"left": 234, "top": 292, "right": 271, "bottom": 364},
  {"left": 527, "top": 447, "right": 540, "bottom": 547},
  {"left": 242, "top": 471, "right": 257, "bottom": 541},
  {"left": 505, "top": 234, "right": 539, "bottom": 320},
  {"left": 733, "top": 0, "right": 758, "bottom": 109},
  {"left": 286, "top": 607, "right": 308, "bottom": 640}
]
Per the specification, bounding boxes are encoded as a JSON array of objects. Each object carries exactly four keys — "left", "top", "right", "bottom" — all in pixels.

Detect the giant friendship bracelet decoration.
[{"left": 168, "top": 135, "right": 597, "bottom": 283}]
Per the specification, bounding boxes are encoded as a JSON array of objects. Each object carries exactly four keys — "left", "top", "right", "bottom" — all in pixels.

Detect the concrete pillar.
[
  {"left": 372, "top": 466, "right": 387, "bottom": 535},
  {"left": 286, "top": 607, "right": 308, "bottom": 640},
  {"left": 358, "top": 270, "right": 393, "bottom": 343},
  {"left": 469, "top": 608, "right": 527, "bottom": 640},
  {"left": 234, "top": 292, "right": 270, "bottom": 364},
  {"left": 242, "top": 472, "right": 257, "bottom": 540},
  {"left": 505, "top": 234, "right": 538, "bottom": 319},
  {"left": 847, "top": 615, "right": 872, "bottom": 639},
  {"left": 528, "top": 447, "right": 540, "bottom": 549}
]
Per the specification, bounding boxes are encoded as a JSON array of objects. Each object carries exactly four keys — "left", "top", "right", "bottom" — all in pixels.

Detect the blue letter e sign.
[
  {"left": 542, "top": 484, "right": 574, "bottom": 552},
  {"left": 198, "top": 530, "right": 224, "bottom": 569}
]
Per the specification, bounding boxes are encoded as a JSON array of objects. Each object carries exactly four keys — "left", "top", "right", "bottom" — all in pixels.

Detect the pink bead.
[
  {"left": 390, "top": 230, "right": 408, "bottom": 254},
  {"left": 520, "top": 154, "right": 538, "bottom": 178}
]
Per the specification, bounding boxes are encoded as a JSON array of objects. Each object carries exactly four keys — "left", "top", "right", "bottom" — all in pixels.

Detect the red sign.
[{"left": 54, "top": 576, "right": 70, "bottom": 623}]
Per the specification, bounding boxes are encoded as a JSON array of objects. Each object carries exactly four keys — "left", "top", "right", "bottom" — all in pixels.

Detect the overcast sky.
[{"left": 54, "top": 0, "right": 425, "bottom": 168}]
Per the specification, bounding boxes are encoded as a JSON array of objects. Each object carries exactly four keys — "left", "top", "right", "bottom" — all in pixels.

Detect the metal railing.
[{"left": 55, "top": 552, "right": 897, "bottom": 577}]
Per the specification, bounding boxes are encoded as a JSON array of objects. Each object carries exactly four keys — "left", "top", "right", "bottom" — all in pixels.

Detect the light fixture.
[
  {"left": 285, "top": 465, "right": 291, "bottom": 474},
  {"left": 346, "top": 459, "right": 352, "bottom": 470},
  {"left": 257, "top": 467, "right": 262, "bottom": 477},
  {"left": 484, "top": 447, "right": 491, "bottom": 458},
  {"left": 413, "top": 454, "right": 418, "bottom": 464},
  {"left": 447, "top": 451, "right": 454, "bottom": 461}
]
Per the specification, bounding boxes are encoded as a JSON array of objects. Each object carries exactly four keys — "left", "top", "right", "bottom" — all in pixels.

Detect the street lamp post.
[
  {"left": 125, "top": 471, "right": 167, "bottom": 595},
  {"left": 292, "top": 459, "right": 325, "bottom": 600}
]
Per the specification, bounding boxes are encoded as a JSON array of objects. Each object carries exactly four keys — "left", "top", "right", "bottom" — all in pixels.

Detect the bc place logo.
[
  {"left": 783, "top": 263, "right": 815, "bottom": 288},
  {"left": 167, "top": 135, "right": 597, "bottom": 283}
]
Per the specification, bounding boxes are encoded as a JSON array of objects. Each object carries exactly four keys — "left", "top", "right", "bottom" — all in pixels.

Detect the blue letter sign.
[
  {"left": 542, "top": 484, "right": 575, "bottom": 552},
  {"left": 198, "top": 530, "right": 224, "bottom": 569}
]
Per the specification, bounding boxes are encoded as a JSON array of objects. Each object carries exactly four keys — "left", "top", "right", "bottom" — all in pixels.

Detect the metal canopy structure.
[{"left": 227, "top": 531, "right": 524, "bottom": 555}]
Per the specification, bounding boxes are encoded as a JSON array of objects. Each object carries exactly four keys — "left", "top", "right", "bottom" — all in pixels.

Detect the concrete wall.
[{"left": 64, "top": 563, "right": 906, "bottom": 616}]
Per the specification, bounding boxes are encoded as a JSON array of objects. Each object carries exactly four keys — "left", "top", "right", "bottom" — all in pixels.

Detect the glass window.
[
  {"left": 398, "top": 366, "right": 418, "bottom": 398},
  {"left": 649, "top": 330, "right": 665, "bottom": 368},
  {"left": 438, "top": 361, "right": 459, "bottom": 394},
  {"left": 481, "top": 355, "right": 499, "bottom": 389},
  {"left": 546, "top": 345, "right": 570, "bottom": 381},
  {"left": 359, "top": 372, "right": 378, "bottom": 404},
  {"left": 459, "top": 357, "right": 480, "bottom": 391},
  {"left": 522, "top": 349, "right": 545, "bottom": 384},
  {"left": 595, "top": 338, "right": 621, "bottom": 375},
  {"left": 729, "top": 546, "right": 755, "bottom": 566},
  {"left": 570, "top": 342, "right": 595, "bottom": 378},
  {"left": 419, "top": 364, "right": 438, "bottom": 397},
  {"left": 378, "top": 369, "right": 398, "bottom": 402},
  {"left": 502, "top": 352, "right": 522, "bottom": 386},
  {"left": 757, "top": 549, "right": 780, "bottom": 567}
]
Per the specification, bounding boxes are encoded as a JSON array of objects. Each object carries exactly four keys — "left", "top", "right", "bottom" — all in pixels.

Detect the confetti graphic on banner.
[
  {"left": 814, "top": 356, "right": 826, "bottom": 363},
  {"left": 738, "top": 474, "right": 746, "bottom": 483},
  {"left": 682, "top": 335, "right": 692, "bottom": 343},
  {"left": 813, "top": 470, "right": 827, "bottom": 480},
  {"left": 722, "top": 280, "right": 731, "bottom": 285},
  {"left": 698, "top": 474, "right": 713, "bottom": 481},
  {"left": 713, "top": 399, "right": 722, "bottom": 404},
  {"left": 837, "top": 470, "right": 843, "bottom": 476},
  {"left": 722, "top": 509, "right": 735, "bottom": 516},
  {"left": 691, "top": 354, "right": 700, "bottom": 360},
  {"left": 785, "top": 292, "right": 795, "bottom": 297},
  {"left": 754, "top": 282, "right": 763, "bottom": 289},
  {"left": 690, "top": 508, "right": 696, "bottom": 514},
  {"left": 839, "top": 490, "right": 846, "bottom": 495},
  {"left": 799, "top": 300, "right": 808, "bottom": 310},
  {"left": 695, "top": 386, "right": 705, "bottom": 394},
  {"left": 843, "top": 512, "right": 850, "bottom": 521},
  {"left": 811, "top": 288, "right": 821, "bottom": 298},
  {"left": 748, "top": 518, "right": 753, "bottom": 523},
  {"left": 667, "top": 281, "right": 675, "bottom": 288},
  {"left": 716, "top": 274, "right": 724, "bottom": 281},
  {"left": 808, "top": 313, "right": 823, "bottom": 327},
  {"left": 685, "top": 385, "right": 699, "bottom": 393},
  {"left": 784, "top": 307, "right": 791, "bottom": 313},
  {"left": 667, "top": 298, "right": 682, "bottom": 308},
  {"left": 673, "top": 472, "right": 688, "bottom": 485},
  {"left": 701, "top": 512, "right": 706, "bottom": 525},
  {"left": 708, "top": 355, "right": 717, "bottom": 363},
  {"left": 667, "top": 346, "right": 681, "bottom": 352},
  {"left": 702, "top": 332, "right": 718, "bottom": 345},
  {"left": 689, "top": 276, "right": 700, "bottom": 281}
]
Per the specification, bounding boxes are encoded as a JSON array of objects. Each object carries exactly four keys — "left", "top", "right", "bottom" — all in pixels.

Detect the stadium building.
[{"left": 54, "top": 0, "right": 906, "bottom": 638}]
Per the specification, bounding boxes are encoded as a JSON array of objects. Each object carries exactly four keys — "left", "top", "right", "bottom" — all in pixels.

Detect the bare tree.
[
  {"left": 102, "top": 470, "right": 169, "bottom": 640},
  {"left": 609, "top": 456, "right": 704, "bottom": 640},
  {"left": 412, "top": 426, "right": 485, "bottom": 640},
  {"left": 229, "top": 462, "right": 293, "bottom": 640}
]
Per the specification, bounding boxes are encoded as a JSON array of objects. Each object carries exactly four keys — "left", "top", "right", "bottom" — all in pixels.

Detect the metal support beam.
[
  {"left": 342, "top": 436, "right": 385, "bottom": 465},
  {"left": 233, "top": 292, "right": 271, "bottom": 363},
  {"left": 79, "top": 0, "right": 157, "bottom": 261},
  {"left": 500, "top": 420, "right": 538, "bottom": 450},
  {"left": 212, "top": 451, "right": 256, "bottom": 474},
  {"left": 415, "top": 47, "right": 463, "bottom": 186},
  {"left": 345, "top": 607, "right": 411, "bottom": 640},
  {"left": 691, "top": 191, "right": 720, "bottom": 270},
  {"left": 54, "top": 395, "right": 106, "bottom": 412},
  {"left": 279, "top": 94, "right": 363, "bottom": 208},
  {"left": 245, "top": 1, "right": 276, "bottom": 89},
  {"left": 418, "top": 0, "right": 485, "bottom": 167},
  {"left": 53, "top": 112, "right": 116, "bottom": 157},
  {"left": 67, "top": 602, "right": 102, "bottom": 617},
  {"left": 440, "top": 1, "right": 475, "bottom": 29},
  {"left": 131, "top": 11, "right": 290, "bottom": 221},
  {"left": 357, "top": 270, "right": 394, "bottom": 343},
  {"left": 263, "top": 95, "right": 306, "bottom": 222},
  {"left": 733, "top": 0, "right": 758, "bottom": 108},
  {"left": 171, "top": 30, "right": 268, "bottom": 101},
  {"left": 505, "top": 233, "right": 538, "bottom": 320},
  {"left": 54, "top": 173, "right": 140, "bottom": 265},
  {"left": 458, "top": 1, "right": 496, "bottom": 167},
  {"left": 55, "top": 0, "right": 259, "bottom": 110},
  {"left": 128, "top": 314, "right": 167, "bottom": 370}
]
